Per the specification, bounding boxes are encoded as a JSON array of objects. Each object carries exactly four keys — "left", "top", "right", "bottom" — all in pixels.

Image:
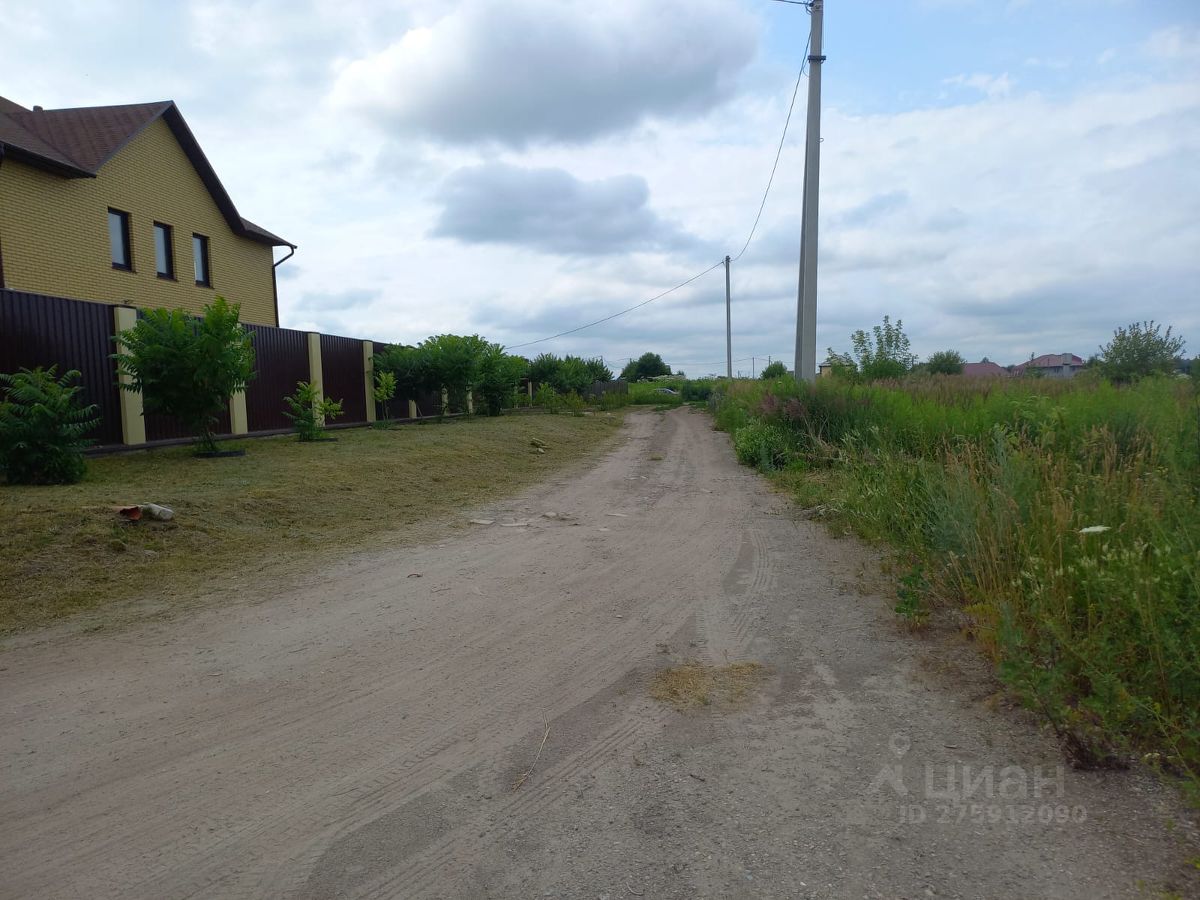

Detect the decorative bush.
[
  {"left": 0, "top": 366, "right": 99, "bottom": 485},
  {"left": 284, "top": 381, "right": 343, "bottom": 441},
  {"left": 114, "top": 296, "right": 254, "bottom": 454},
  {"left": 373, "top": 370, "right": 397, "bottom": 421}
]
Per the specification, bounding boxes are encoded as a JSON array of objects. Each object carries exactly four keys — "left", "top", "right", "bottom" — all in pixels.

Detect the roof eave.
[{"left": 0, "top": 142, "right": 94, "bottom": 178}]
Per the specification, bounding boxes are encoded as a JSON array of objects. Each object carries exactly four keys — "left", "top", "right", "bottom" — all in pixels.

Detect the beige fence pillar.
[
  {"left": 307, "top": 332, "right": 325, "bottom": 425},
  {"left": 408, "top": 399, "right": 418, "bottom": 419},
  {"left": 362, "top": 341, "right": 376, "bottom": 423},
  {"left": 230, "top": 391, "right": 249, "bottom": 435},
  {"left": 112, "top": 306, "right": 146, "bottom": 446},
  {"left": 466, "top": 390, "right": 474, "bottom": 415},
  {"left": 441, "top": 387, "right": 448, "bottom": 414}
]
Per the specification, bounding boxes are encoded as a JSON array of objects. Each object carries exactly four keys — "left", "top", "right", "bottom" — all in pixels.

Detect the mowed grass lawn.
[{"left": 1, "top": 413, "right": 623, "bottom": 634}]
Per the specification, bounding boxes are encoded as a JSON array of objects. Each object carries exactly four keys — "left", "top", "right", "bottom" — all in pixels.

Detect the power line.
[
  {"left": 506, "top": 260, "right": 725, "bottom": 351},
  {"left": 732, "top": 30, "right": 811, "bottom": 262},
  {"left": 505, "top": 2, "right": 813, "bottom": 351}
]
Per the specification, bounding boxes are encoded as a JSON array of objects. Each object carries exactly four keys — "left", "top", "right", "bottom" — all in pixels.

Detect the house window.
[
  {"left": 154, "top": 222, "right": 174, "bottom": 279},
  {"left": 108, "top": 209, "right": 132, "bottom": 270},
  {"left": 192, "top": 234, "right": 211, "bottom": 287}
]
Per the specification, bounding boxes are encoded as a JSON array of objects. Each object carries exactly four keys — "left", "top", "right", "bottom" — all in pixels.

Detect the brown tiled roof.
[
  {"left": 5, "top": 101, "right": 170, "bottom": 171},
  {"left": 1017, "top": 353, "right": 1084, "bottom": 371},
  {"left": 962, "top": 361, "right": 1009, "bottom": 377},
  {"left": 0, "top": 96, "right": 293, "bottom": 248}
]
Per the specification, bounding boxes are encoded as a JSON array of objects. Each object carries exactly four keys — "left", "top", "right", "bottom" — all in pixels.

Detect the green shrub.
[
  {"left": 732, "top": 421, "right": 793, "bottom": 471},
  {"left": 1098, "top": 320, "right": 1186, "bottom": 383},
  {"left": 759, "top": 361, "right": 788, "bottom": 380},
  {"left": 534, "top": 384, "right": 562, "bottom": 413},
  {"left": 284, "top": 381, "right": 344, "bottom": 441},
  {"left": 477, "top": 345, "right": 527, "bottom": 416},
  {"left": 599, "top": 391, "right": 630, "bottom": 411},
  {"left": 114, "top": 296, "right": 254, "bottom": 454},
  {"left": 373, "top": 370, "right": 397, "bottom": 420},
  {"left": 562, "top": 391, "right": 586, "bottom": 416},
  {"left": 0, "top": 366, "right": 99, "bottom": 485}
]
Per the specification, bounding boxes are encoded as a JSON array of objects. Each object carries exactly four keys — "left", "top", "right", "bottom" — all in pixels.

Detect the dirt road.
[{"left": 2, "top": 408, "right": 1196, "bottom": 899}]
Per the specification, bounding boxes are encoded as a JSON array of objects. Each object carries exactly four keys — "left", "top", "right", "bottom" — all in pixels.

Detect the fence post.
[
  {"left": 467, "top": 390, "right": 474, "bottom": 415},
  {"left": 362, "top": 341, "right": 376, "bottom": 423},
  {"left": 229, "top": 391, "right": 248, "bottom": 435},
  {"left": 441, "top": 387, "right": 448, "bottom": 415},
  {"left": 307, "top": 332, "right": 325, "bottom": 425},
  {"left": 408, "top": 399, "right": 418, "bottom": 418},
  {"left": 112, "top": 306, "right": 146, "bottom": 446}
]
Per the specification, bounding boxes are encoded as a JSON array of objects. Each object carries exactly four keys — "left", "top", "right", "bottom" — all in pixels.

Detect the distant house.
[
  {"left": 1014, "top": 353, "right": 1085, "bottom": 379},
  {"left": 962, "top": 358, "right": 1009, "bottom": 378},
  {"left": 0, "top": 95, "right": 294, "bottom": 325},
  {"left": 817, "top": 357, "right": 842, "bottom": 378}
]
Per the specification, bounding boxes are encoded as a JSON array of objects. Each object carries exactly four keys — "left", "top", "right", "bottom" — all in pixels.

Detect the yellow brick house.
[{"left": 0, "top": 95, "right": 294, "bottom": 325}]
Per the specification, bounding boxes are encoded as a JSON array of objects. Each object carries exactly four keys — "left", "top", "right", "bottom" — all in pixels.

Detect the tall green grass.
[{"left": 714, "top": 375, "right": 1200, "bottom": 781}]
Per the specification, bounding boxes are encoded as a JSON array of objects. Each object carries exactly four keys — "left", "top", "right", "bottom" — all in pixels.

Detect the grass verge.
[
  {"left": 712, "top": 375, "right": 1200, "bottom": 790},
  {"left": 1, "top": 413, "right": 623, "bottom": 634}
]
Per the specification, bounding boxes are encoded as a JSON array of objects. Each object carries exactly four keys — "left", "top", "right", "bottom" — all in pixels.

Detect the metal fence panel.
[
  {"left": 245, "top": 324, "right": 310, "bottom": 432},
  {"left": 320, "top": 334, "right": 367, "bottom": 424},
  {"left": 0, "top": 290, "right": 124, "bottom": 446}
]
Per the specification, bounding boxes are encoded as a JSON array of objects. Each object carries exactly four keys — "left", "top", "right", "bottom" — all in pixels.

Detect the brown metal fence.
[
  {"left": 0, "top": 289, "right": 124, "bottom": 446},
  {"left": 319, "top": 334, "right": 367, "bottom": 424},
  {"left": 0, "top": 290, "right": 472, "bottom": 449},
  {"left": 245, "top": 323, "right": 310, "bottom": 432}
]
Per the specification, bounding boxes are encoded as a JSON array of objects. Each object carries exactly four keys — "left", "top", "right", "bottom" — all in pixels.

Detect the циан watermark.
[{"left": 869, "top": 733, "right": 1087, "bottom": 826}]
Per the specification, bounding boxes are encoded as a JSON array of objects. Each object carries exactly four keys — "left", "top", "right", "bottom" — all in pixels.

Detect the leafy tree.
[
  {"left": 925, "top": 349, "right": 966, "bottom": 375},
  {"left": 584, "top": 358, "right": 613, "bottom": 383},
  {"left": 420, "top": 334, "right": 489, "bottom": 413},
  {"left": 284, "top": 381, "right": 343, "bottom": 441},
  {"left": 0, "top": 366, "right": 99, "bottom": 484},
  {"left": 1097, "top": 320, "right": 1186, "bottom": 383},
  {"left": 374, "top": 344, "right": 430, "bottom": 405},
  {"left": 760, "top": 361, "right": 788, "bottom": 380},
  {"left": 554, "top": 356, "right": 592, "bottom": 394},
  {"left": 115, "top": 296, "right": 254, "bottom": 453},
  {"left": 620, "top": 352, "right": 671, "bottom": 381},
  {"left": 831, "top": 315, "right": 916, "bottom": 381},
  {"left": 477, "top": 344, "right": 528, "bottom": 416},
  {"left": 527, "top": 353, "right": 561, "bottom": 388}
]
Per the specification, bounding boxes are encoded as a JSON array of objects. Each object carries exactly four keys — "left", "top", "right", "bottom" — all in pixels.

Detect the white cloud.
[
  {"left": 326, "top": 0, "right": 758, "bottom": 145},
  {"left": 1142, "top": 25, "right": 1200, "bottom": 63},
  {"left": 943, "top": 72, "right": 1015, "bottom": 98}
]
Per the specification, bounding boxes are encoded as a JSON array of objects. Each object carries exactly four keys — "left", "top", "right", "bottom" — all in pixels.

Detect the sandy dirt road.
[{"left": 2, "top": 408, "right": 1196, "bottom": 899}]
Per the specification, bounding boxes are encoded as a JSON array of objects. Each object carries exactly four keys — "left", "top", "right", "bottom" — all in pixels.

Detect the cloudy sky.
[{"left": 6, "top": 0, "right": 1199, "bottom": 375}]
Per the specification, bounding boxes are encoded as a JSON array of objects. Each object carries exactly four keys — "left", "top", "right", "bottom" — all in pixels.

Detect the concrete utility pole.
[
  {"left": 724, "top": 255, "right": 733, "bottom": 379},
  {"left": 794, "top": 0, "right": 825, "bottom": 382}
]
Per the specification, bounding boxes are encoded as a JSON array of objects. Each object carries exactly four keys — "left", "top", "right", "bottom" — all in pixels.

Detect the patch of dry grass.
[
  {"left": 1, "top": 414, "right": 623, "bottom": 634},
  {"left": 649, "top": 661, "right": 766, "bottom": 710}
]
